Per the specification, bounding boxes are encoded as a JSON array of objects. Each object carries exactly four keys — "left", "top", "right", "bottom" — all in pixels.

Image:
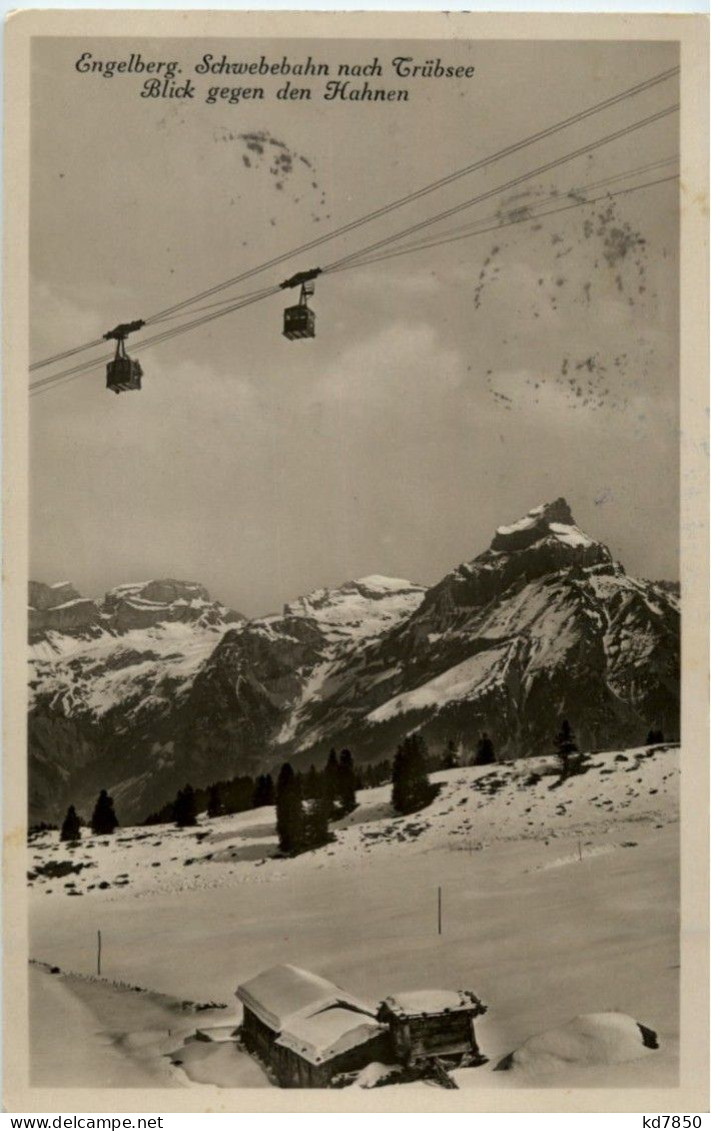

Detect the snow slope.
[{"left": 29, "top": 744, "right": 679, "bottom": 1091}]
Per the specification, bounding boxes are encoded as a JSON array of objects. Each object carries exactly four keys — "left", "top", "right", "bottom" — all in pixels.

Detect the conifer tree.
[
  {"left": 555, "top": 719, "right": 578, "bottom": 776},
  {"left": 90, "top": 789, "right": 119, "bottom": 835},
  {"left": 275, "top": 763, "right": 304, "bottom": 854},
  {"left": 206, "top": 783, "right": 224, "bottom": 819},
  {"left": 302, "top": 795, "right": 330, "bottom": 851},
  {"left": 323, "top": 748, "right": 340, "bottom": 817},
  {"left": 337, "top": 748, "right": 357, "bottom": 814},
  {"left": 391, "top": 742, "right": 407, "bottom": 814},
  {"left": 303, "top": 764, "right": 321, "bottom": 800},
  {"left": 475, "top": 733, "right": 496, "bottom": 766},
  {"left": 252, "top": 773, "right": 276, "bottom": 808},
  {"left": 60, "top": 805, "right": 81, "bottom": 842},
  {"left": 441, "top": 739, "right": 458, "bottom": 770},
  {"left": 391, "top": 733, "right": 434, "bottom": 814},
  {"left": 174, "top": 784, "right": 198, "bottom": 827}
]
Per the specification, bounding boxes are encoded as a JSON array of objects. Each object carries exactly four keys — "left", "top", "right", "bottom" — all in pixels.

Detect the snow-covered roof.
[
  {"left": 276, "top": 1006, "right": 385, "bottom": 1065},
  {"left": 380, "top": 989, "right": 484, "bottom": 1017},
  {"left": 236, "top": 964, "right": 373, "bottom": 1033}
]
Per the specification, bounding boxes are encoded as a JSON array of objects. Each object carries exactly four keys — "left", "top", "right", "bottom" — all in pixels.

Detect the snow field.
[{"left": 29, "top": 746, "right": 679, "bottom": 1089}]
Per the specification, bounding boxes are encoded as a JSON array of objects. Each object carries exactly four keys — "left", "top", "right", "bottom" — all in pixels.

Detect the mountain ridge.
[{"left": 28, "top": 499, "right": 679, "bottom": 824}]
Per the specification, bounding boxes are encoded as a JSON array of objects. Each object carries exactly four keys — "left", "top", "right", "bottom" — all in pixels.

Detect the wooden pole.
[
  {"left": 578, "top": 838, "right": 582, "bottom": 863},
  {"left": 438, "top": 886, "right": 442, "bottom": 935},
  {"left": 97, "top": 929, "right": 102, "bottom": 976}
]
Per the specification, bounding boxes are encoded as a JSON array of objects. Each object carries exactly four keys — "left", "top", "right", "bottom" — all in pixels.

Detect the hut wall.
[
  {"left": 273, "top": 1030, "right": 391, "bottom": 1088},
  {"left": 241, "top": 1006, "right": 278, "bottom": 1062},
  {"left": 387, "top": 1011, "right": 477, "bottom": 1063}
]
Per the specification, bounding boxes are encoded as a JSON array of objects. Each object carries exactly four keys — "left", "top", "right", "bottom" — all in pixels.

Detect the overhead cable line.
[
  {"left": 29, "top": 286, "right": 280, "bottom": 396},
  {"left": 320, "top": 104, "right": 678, "bottom": 277},
  {"left": 30, "top": 169, "right": 677, "bottom": 398},
  {"left": 29, "top": 64, "right": 678, "bottom": 372},
  {"left": 326, "top": 173, "right": 679, "bottom": 276},
  {"left": 142, "top": 67, "right": 679, "bottom": 323},
  {"left": 28, "top": 335, "right": 108, "bottom": 372},
  {"left": 356, "top": 155, "right": 678, "bottom": 253}
]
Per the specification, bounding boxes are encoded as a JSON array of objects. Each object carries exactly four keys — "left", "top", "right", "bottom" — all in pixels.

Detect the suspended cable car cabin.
[
  {"left": 281, "top": 268, "right": 321, "bottom": 341},
  {"left": 103, "top": 319, "right": 145, "bottom": 394}
]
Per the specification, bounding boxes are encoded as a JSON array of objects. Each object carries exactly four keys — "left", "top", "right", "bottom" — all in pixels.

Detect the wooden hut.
[
  {"left": 377, "top": 989, "right": 488, "bottom": 1066},
  {"left": 237, "top": 964, "right": 388, "bottom": 1087},
  {"left": 274, "top": 1007, "right": 390, "bottom": 1088}
]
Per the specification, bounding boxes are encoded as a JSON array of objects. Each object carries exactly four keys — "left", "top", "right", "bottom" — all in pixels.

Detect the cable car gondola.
[
  {"left": 103, "top": 319, "right": 145, "bottom": 394},
  {"left": 281, "top": 268, "right": 321, "bottom": 340}
]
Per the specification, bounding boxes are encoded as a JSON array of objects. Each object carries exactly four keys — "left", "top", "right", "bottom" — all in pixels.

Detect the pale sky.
[{"left": 30, "top": 37, "right": 679, "bottom": 616}]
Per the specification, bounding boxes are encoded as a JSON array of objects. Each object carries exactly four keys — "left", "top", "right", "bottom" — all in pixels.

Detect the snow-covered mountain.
[
  {"left": 29, "top": 580, "right": 244, "bottom": 822},
  {"left": 28, "top": 574, "right": 427, "bottom": 823},
  {"left": 28, "top": 500, "right": 679, "bottom": 824}
]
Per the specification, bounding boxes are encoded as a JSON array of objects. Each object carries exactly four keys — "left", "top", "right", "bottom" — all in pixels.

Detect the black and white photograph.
[{"left": 3, "top": 9, "right": 708, "bottom": 1113}]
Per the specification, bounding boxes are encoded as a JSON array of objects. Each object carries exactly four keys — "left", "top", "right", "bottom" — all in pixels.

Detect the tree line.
[
  {"left": 59, "top": 788, "right": 119, "bottom": 842},
  {"left": 53, "top": 731, "right": 494, "bottom": 846},
  {"left": 54, "top": 720, "right": 664, "bottom": 848}
]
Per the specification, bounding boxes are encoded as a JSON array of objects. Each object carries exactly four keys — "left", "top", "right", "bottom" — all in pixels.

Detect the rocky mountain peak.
[
  {"left": 29, "top": 580, "right": 82, "bottom": 612},
  {"left": 281, "top": 574, "right": 427, "bottom": 644},
  {"left": 28, "top": 576, "right": 243, "bottom": 642},
  {"left": 417, "top": 499, "right": 614, "bottom": 624},
  {"left": 101, "top": 579, "right": 243, "bottom": 633},
  {"left": 28, "top": 500, "right": 679, "bottom": 825},
  {"left": 490, "top": 498, "right": 580, "bottom": 552}
]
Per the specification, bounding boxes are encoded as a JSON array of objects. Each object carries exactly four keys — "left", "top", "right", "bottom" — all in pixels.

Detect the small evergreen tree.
[
  {"left": 364, "top": 759, "right": 392, "bottom": 789},
  {"left": 206, "top": 783, "right": 224, "bottom": 819},
  {"left": 174, "top": 784, "right": 198, "bottom": 827},
  {"left": 475, "top": 733, "right": 496, "bottom": 766},
  {"left": 302, "top": 764, "right": 321, "bottom": 800},
  {"left": 392, "top": 733, "right": 435, "bottom": 815},
  {"left": 555, "top": 719, "right": 578, "bottom": 776},
  {"left": 252, "top": 773, "right": 275, "bottom": 808},
  {"left": 323, "top": 749, "right": 340, "bottom": 817},
  {"left": 302, "top": 795, "right": 331, "bottom": 851},
  {"left": 275, "top": 763, "right": 304, "bottom": 854},
  {"left": 440, "top": 739, "right": 459, "bottom": 770},
  {"left": 391, "top": 742, "right": 407, "bottom": 814},
  {"left": 60, "top": 805, "right": 81, "bottom": 842},
  {"left": 337, "top": 749, "right": 357, "bottom": 814},
  {"left": 90, "top": 789, "right": 119, "bottom": 835}
]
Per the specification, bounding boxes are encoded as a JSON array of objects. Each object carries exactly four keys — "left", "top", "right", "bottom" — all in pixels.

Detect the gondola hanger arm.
[
  {"left": 279, "top": 268, "right": 322, "bottom": 291},
  {"left": 103, "top": 319, "right": 146, "bottom": 342}
]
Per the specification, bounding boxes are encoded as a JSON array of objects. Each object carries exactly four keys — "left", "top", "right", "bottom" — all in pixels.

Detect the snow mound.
[
  {"left": 494, "top": 1012, "right": 659, "bottom": 1075},
  {"left": 353, "top": 1061, "right": 402, "bottom": 1088},
  {"left": 170, "top": 1037, "right": 270, "bottom": 1088}
]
